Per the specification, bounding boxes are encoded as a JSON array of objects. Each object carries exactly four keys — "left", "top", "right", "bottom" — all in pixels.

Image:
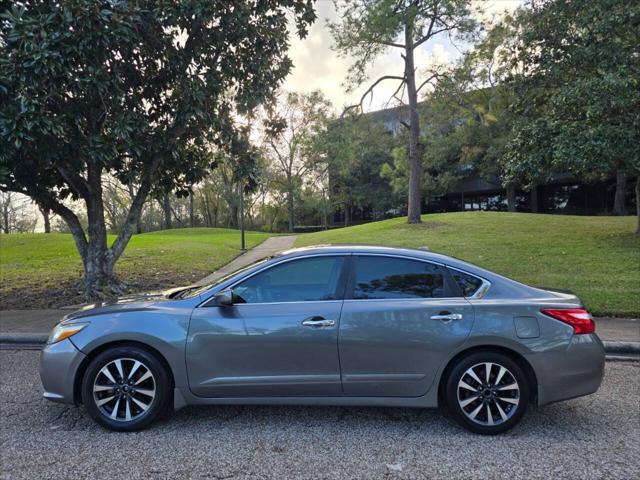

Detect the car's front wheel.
[
  {"left": 445, "top": 351, "right": 529, "bottom": 435},
  {"left": 81, "top": 345, "right": 171, "bottom": 431}
]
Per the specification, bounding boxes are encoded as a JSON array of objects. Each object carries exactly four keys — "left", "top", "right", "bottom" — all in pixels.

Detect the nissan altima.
[{"left": 40, "top": 245, "right": 605, "bottom": 434}]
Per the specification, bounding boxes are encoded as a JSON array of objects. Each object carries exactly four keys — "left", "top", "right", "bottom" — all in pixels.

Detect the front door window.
[{"left": 233, "top": 256, "right": 346, "bottom": 303}]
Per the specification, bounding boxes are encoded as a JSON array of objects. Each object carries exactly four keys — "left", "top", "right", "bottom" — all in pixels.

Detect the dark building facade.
[{"left": 433, "top": 174, "right": 637, "bottom": 216}]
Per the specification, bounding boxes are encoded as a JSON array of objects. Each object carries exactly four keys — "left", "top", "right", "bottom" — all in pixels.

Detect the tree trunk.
[
  {"left": 162, "top": 192, "right": 172, "bottom": 229},
  {"left": 635, "top": 175, "right": 639, "bottom": 235},
  {"left": 203, "top": 190, "right": 212, "bottom": 227},
  {"left": 613, "top": 170, "right": 627, "bottom": 215},
  {"left": 136, "top": 208, "right": 143, "bottom": 234},
  {"left": 81, "top": 160, "right": 116, "bottom": 295},
  {"left": 405, "top": 21, "right": 422, "bottom": 224},
  {"left": 287, "top": 186, "right": 294, "bottom": 233},
  {"left": 189, "top": 188, "right": 195, "bottom": 227},
  {"left": 126, "top": 183, "right": 143, "bottom": 234},
  {"left": 506, "top": 185, "right": 516, "bottom": 212},
  {"left": 344, "top": 202, "right": 351, "bottom": 227},
  {"left": 530, "top": 185, "right": 538, "bottom": 213},
  {"left": 41, "top": 207, "right": 51, "bottom": 233},
  {"left": 229, "top": 203, "right": 239, "bottom": 228},
  {"left": 2, "top": 203, "right": 10, "bottom": 234}
]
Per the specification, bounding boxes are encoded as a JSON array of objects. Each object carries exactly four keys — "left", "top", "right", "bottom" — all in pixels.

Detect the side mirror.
[{"left": 213, "top": 289, "right": 234, "bottom": 306}]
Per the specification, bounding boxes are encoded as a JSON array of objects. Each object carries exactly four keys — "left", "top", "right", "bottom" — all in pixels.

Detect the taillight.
[{"left": 540, "top": 308, "right": 595, "bottom": 334}]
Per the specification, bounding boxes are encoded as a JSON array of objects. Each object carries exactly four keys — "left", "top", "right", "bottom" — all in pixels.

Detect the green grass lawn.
[
  {"left": 296, "top": 212, "right": 639, "bottom": 317},
  {"left": 0, "top": 227, "right": 269, "bottom": 309}
]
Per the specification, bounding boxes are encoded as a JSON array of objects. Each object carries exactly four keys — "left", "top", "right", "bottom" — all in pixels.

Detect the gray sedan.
[{"left": 40, "top": 245, "right": 605, "bottom": 434}]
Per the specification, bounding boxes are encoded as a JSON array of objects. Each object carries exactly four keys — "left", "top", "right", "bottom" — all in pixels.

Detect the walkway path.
[{"left": 194, "top": 235, "right": 297, "bottom": 286}]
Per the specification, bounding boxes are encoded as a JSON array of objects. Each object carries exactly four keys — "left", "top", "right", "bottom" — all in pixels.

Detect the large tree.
[
  {"left": 0, "top": 0, "right": 315, "bottom": 296},
  {"left": 262, "top": 91, "right": 331, "bottom": 232},
  {"left": 499, "top": 0, "right": 640, "bottom": 231},
  {"left": 318, "top": 115, "right": 398, "bottom": 225},
  {"left": 329, "top": 0, "right": 479, "bottom": 223}
]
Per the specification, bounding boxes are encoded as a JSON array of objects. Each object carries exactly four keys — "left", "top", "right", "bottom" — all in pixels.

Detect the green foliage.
[
  {"left": 296, "top": 212, "right": 640, "bottom": 317},
  {"left": 262, "top": 90, "right": 333, "bottom": 231},
  {"left": 0, "top": 0, "right": 315, "bottom": 289},
  {"left": 501, "top": 0, "right": 640, "bottom": 186},
  {"left": 423, "top": 83, "right": 516, "bottom": 191},
  {"left": 317, "top": 115, "right": 399, "bottom": 217}
]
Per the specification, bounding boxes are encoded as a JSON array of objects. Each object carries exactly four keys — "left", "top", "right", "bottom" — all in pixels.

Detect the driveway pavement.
[{"left": 0, "top": 350, "right": 638, "bottom": 480}]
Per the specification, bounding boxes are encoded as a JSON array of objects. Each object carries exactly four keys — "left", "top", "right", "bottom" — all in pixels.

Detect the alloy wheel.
[
  {"left": 92, "top": 357, "right": 156, "bottom": 422},
  {"left": 456, "top": 362, "right": 520, "bottom": 426}
]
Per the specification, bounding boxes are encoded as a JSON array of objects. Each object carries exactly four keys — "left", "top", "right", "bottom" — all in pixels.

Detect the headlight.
[{"left": 48, "top": 322, "right": 89, "bottom": 345}]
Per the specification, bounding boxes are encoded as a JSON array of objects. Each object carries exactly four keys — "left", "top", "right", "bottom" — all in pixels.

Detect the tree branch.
[
  {"left": 376, "top": 39, "right": 404, "bottom": 48},
  {"left": 342, "top": 75, "right": 406, "bottom": 117},
  {"left": 1, "top": 183, "right": 88, "bottom": 260},
  {"left": 416, "top": 73, "right": 443, "bottom": 94},
  {"left": 108, "top": 154, "right": 161, "bottom": 264},
  {"left": 56, "top": 166, "right": 92, "bottom": 199}
]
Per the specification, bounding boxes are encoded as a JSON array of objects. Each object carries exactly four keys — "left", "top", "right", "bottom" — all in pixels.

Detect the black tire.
[
  {"left": 81, "top": 345, "right": 172, "bottom": 431},
  {"left": 445, "top": 351, "right": 529, "bottom": 435}
]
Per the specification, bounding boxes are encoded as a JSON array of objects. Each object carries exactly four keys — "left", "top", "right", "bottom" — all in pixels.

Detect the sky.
[{"left": 283, "top": 0, "right": 522, "bottom": 113}]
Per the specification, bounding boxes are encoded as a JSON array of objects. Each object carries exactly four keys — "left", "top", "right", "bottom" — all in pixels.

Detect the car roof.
[{"left": 277, "top": 244, "right": 465, "bottom": 267}]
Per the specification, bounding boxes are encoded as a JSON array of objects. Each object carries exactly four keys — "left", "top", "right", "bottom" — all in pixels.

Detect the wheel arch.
[
  {"left": 73, "top": 340, "right": 176, "bottom": 405},
  {"left": 437, "top": 345, "right": 539, "bottom": 407}
]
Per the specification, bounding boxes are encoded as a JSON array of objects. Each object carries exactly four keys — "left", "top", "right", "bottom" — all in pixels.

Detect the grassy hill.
[
  {"left": 296, "top": 212, "right": 639, "bottom": 317},
  {"left": 0, "top": 228, "right": 269, "bottom": 309}
]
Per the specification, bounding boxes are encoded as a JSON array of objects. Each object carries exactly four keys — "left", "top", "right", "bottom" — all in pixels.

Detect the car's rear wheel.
[
  {"left": 81, "top": 345, "right": 171, "bottom": 431},
  {"left": 445, "top": 351, "right": 529, "bottom": 435}
]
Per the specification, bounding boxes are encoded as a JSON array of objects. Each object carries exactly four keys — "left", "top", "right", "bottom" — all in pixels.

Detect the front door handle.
[
  {"left": 302, "top": 316, "right": 336, "bottom": 327},
  {"left": 430, "top": 312, "right": 463, "bottom": 322}
]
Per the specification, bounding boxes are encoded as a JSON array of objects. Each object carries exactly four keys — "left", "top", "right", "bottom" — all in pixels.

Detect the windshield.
[{"left": 174, "top": 257, "right": 272, "bottom": 299}]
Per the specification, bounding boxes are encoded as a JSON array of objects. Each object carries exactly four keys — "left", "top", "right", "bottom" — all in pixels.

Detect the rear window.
[{"left": 451, "top": 270, "right": 483, "bottom": 297}]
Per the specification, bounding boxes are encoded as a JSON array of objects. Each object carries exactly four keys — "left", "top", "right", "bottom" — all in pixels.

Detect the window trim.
[
  {"left": 346, "top": 254, "right": 460, "bottom": 301},
  {"left": 200, "top": 253, "right": 351, "bottom": 307}
]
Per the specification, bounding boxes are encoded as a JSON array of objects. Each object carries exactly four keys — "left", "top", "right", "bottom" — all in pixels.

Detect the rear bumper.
[
  {"left": 533, "top": 334, "right": 605, "bottom": 406},
  {"left": 39, "top": 338, "right": 86, "bottom": 405}
]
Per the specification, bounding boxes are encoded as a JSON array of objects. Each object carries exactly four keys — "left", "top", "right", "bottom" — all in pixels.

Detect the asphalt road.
[{"left": 1, "top": 351, "right": 638, "bottom": 480}]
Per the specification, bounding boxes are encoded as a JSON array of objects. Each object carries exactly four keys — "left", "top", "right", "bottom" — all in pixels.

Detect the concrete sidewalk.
[{"left": 194, "top": 235, "right": 297, "bottom": 286}]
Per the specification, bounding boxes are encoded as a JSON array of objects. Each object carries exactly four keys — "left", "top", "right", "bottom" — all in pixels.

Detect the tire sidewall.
[
  {"left": 81, "top": 345, "right": 171, "bottom": 431},
  {"left": 446, "top": 351, "right": 529, "bottom": 435}
]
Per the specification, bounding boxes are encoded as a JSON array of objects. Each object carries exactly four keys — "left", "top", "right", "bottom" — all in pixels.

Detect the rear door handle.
[
  {"left": 430, "top": 312, "right": 463, "bottom": 322},
  {"left": 302, "top": 316, "right": 336, "bottom": 327}
]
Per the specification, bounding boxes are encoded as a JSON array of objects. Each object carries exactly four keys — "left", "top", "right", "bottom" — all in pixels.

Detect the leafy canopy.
[
  {"left": 0, "top": 0, "right": 315, "bottom": 278},
  {"left": 501, "top": 0, "right": 640, "bottom": 186}
]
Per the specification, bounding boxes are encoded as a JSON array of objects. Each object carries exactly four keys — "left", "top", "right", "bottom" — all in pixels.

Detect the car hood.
[{"left": 59, "top": 287, "right": 188, "bottom": 323}]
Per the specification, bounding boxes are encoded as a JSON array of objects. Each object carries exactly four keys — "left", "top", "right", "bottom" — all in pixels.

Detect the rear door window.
[{"left": 351, "top": 256, "right": 448, "bottom": 299}]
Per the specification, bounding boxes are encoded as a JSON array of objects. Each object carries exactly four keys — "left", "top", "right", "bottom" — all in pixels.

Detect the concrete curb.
[
  {"left": 1, "top": 333, "right": 638, "bottom": 359},
  {"left": 0, "top": 332, "right": 48, "bottom": 350},
  {"left": 601, "top": 341, "right": 640, "bottom": 354}
]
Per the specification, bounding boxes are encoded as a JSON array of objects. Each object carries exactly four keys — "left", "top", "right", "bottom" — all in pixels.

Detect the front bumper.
[
  {"left": 533, "top": 333, "right": 606, "bottom": 406},
  {"left": 39, "top": 338, "right": 86, "bottom": 404}
]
